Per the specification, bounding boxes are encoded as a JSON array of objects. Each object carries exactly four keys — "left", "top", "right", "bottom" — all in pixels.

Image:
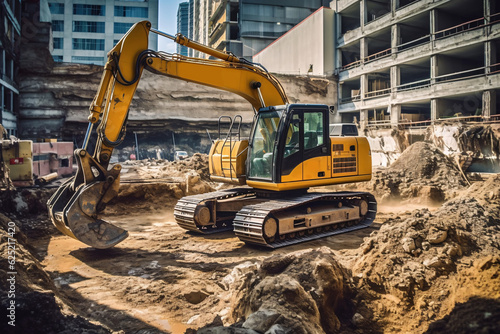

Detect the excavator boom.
[{"left": 47, "top": 21, "right": 288, "bottom": 248}]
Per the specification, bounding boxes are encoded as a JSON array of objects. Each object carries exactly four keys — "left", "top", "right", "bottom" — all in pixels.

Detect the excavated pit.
[{"left": 1, "top": 146, "right": 499, "bottom": 334}]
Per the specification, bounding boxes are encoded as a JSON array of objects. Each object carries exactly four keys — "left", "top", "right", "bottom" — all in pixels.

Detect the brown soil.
[{"left": 0, "top": 143, "right": 499, "bottom": 334}]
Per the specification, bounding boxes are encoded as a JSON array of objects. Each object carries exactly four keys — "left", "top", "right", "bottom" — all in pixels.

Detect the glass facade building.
[
  {"left": 49, "top": 0, "right": 158, "bottom": 66},
  {"left": 177, "top": 2, "right": 189, "bottom": 56},
  {"left": 0, "top": 0, "right": 21, "bottom": 135}
]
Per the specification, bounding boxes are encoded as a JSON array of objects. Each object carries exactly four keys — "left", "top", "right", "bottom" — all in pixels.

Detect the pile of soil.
[
  {"left": 462, "top": 173, "right": 500, "bottom": 218},
  {"left": 357, "top": 142, "right": 468, "bottom": 204},
  {"left": 0, "top": 188, "right": 57, "bottom": 240},
  {"left": 120, "top": 153, "right": 211, "bottom": 182},
  {"left": 0, "top": 213, "right": 110, "bottom": 334},
  {"left": 107, "top": 154, "right": 216, "bottom": 214},
  {"left": 195, "top": 248, "right": 355, "bottom": 334},
  {"left": 348, "top": 192, "right": 500, "bottom": 333}
]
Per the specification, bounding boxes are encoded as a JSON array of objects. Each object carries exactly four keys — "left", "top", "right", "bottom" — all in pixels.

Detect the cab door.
[
  {"left": 279, "top": 106, "right": 330, "bottom": 183},
  {"left": 301, "top": 110, "right": 329, "bottom": 181}
]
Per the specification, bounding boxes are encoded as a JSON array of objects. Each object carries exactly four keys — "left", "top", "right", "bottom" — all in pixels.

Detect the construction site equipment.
[
  {"left": 1, "top": 125, "right": 74, "bottom": 188},
  {"left": 1, "top": 125, "right": 34, "bottom": 188},
  {"left": 47, "top": 21, "right": 376, "bottom": 249}
]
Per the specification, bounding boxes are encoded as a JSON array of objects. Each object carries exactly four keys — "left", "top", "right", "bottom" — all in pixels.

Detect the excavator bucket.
[{"left": 47, "top": 149, "right": 128, "bottom": 249}]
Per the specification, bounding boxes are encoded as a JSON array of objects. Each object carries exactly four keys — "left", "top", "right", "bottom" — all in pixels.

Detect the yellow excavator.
[{"left": 47, "top": 21, "right": 376, "bottom": 249}]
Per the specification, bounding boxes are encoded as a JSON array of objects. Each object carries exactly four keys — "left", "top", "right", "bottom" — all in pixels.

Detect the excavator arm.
[{"left": 47, "top": 20, "right": 288, "bottom": 248}]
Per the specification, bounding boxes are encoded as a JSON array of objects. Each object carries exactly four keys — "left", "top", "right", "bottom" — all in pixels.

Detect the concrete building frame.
[{"left": 334, "top": 0, "right": 500, "bottom": 128}]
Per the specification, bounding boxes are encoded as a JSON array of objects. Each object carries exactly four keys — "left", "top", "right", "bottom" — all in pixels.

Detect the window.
[
  {"left": 53, "top": 37, "right": 64, "bottom": 49},
  {"left": 73, "top": 21, "right": 105, "bottom": 33},
  {"left": 114, "top": 22, "right": 133, "bottom": 34},
  {"left": 73, "top": 4, "right": 105, "bottom": 16},
  {"left": 53, "top": 55, "right": 63, "bottom": 62},
  {"left": 72, "top": 38, "right": 105, "bottom": 50},
  {"left": 303, "top": 112, "right": 323, "bottom": 150},
  {"left": 72, "top": 56, "right": 105, "bottom": 65},
  {"left": 114, "top": 6, "right": 148, "bottom": 18},
  {"left": 248, "top": 110, "right": 281, "bottom": 179},
  {"left": 284, "top": 114, "right": 300, "bottom": 158},
  {"left": 49, "top": 3, "right": 64, "bottom": 14},
  {"left": 52, "top": 20, "right": 64, "bottom": 31}
]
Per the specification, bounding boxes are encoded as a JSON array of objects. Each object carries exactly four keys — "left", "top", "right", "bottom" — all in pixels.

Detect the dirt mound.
[
  {"left": 369, "top": 142, "right": 468, "bottom": 203},
  {"left": 350, "top": 196, "right": 500, "bottom": 333},
  {"left": 424, "top": 296, "right": 500, "bottom": 334},
  {"left": 171, "top": 153, "right": 211, "bottom": 181},
  {"left": 390, "top": 142, "right": 461, "bottom": 179},
  {"left": 121, "top": 153, "right": 211, "bottom": 182},
  {"left": 105, "top": 154, "right": 216, "bottom": 214},
  {"left": 207, "top": 248, "right": 353, "bottom": 334},
  {"left": 462, "top": 173, "right": 500, "bottom": 216},
  {"left": 0, "top": 213, "right": 110, "bottom": 334}
]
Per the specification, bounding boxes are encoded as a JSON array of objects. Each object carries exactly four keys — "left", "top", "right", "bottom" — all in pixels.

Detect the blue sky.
[{"left": 157, "top": 0, "right": 186, "bottom": 53}]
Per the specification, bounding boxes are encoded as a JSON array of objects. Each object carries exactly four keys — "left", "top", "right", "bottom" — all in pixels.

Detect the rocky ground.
[{"left": 0, "top": 143, "right": 499, "bottom": 334}]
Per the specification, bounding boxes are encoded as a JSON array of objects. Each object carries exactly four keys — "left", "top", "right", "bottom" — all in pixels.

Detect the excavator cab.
[{"left": 247, "top": 104, "right": 332, "bottom": 191}]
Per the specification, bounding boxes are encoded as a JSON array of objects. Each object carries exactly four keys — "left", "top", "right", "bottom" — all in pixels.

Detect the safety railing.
[
  {"left": 434, "top": 17, "right": 485, "bottom": 40},
  {"left": 435, "top": 67, "right": 485, "bottom": 84},
  {"left": 339, "top": 95, "right": 361, "bottom": 103},
  {"left": 366, "top": 114, "right": 500, "bottom": 129},
  {"left": 215, "top": 115, "right": 242, "bottom": 180},
  {"left": 339, "top": 59, "right": 362, "bottom": 71},
  {"left": 396, "top": 34, "right": 430, "bottom": 52},
  {"left": 364, "top": 48, "right": 391, "bottom": 64},
  {"left": 489, "top": 63, "right": 500, "bottom": 75},
  {"left": 365, "top": 87, "right": 391, "bottom": 99},
  {"left": 396, "top": 78, "right": 431, "bottom": 92}
]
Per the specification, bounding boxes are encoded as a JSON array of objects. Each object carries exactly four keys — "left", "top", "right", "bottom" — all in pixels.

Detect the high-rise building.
[
  {"left": 1, "top": 0, "right": 21, "bottom": 136},
  {"left": 48, "top": 0, "right": 159, "bottom": 66},
  {"left": 177, "top": 2, "right": 189, "bottom": 56},
  {"left": 188, "top": 0, "right": 213, "bottom": 58}
]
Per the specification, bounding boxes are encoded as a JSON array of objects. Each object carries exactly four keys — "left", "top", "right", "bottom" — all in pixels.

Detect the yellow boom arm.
[{"left": 47, "top": 20, "right": 288, "bottom": 248}]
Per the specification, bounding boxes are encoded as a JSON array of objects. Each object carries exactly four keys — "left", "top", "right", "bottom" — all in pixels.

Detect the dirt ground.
[{"left": 1, "top": 146, "right": 499, "bottom": 334}]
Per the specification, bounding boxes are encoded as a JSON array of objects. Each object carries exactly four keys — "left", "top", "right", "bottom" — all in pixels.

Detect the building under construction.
[{"left": 255, "top": 0, "right": 500, "bottom": 127}]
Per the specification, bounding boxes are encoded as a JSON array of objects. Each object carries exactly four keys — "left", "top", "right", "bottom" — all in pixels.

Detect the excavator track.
[
  {"left": 174, "top": 187, "right": 256, "bottom": 233},
  {"left": 233, "top": 191, "right": 377, "bottom": 248}
]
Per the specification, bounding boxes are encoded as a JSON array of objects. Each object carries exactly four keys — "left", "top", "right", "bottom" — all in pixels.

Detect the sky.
[{"left": 157, "top": 0, "right": 186, "bottom": 53}]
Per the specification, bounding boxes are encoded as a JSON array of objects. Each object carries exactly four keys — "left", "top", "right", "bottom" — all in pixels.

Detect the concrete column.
[
  {"left": 485, "top": 41, "right": 492, "bottom": 74},
  {"left": 431, "top": 98, "right": 438, "bottom": 120},
  {"left": 430, "top": 9, "right": 437, "bottom": 41},
  {"left": 361, "top": 74, "right": 368, "bottom": 99},
  {"left": 390, "top": 104, "right": 401, "bottom": 125},
  {"left": 392, "top": 0, "right": 399, "bottom": 14},
  {"left": 360, "top": 0, "right": 366, "bottom": 29},
  {"left": 360, "top": 109, "right": 369, "bottom": 130},
  {"left": 430, "top": 55, "right": 438, "bottom": 83},
  {"left": 360, "top": 37, "right": 368, "bottom": 59},
  {"left": 390, "top": 65, "right": 400, "bottom": 92},
  {"left": 484, "top": 0, "right": 491, "bottom": 22},
  {"left": 482, "top": 90, "right": 496, "bottom": 118},
  {"left": 391, "top": 24, "right": 400, "bottom": 54}
]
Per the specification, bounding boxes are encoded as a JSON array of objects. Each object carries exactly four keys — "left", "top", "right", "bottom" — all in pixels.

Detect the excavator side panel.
[{"left": 209, "top": 139, "right": 248, "bottom": 185}]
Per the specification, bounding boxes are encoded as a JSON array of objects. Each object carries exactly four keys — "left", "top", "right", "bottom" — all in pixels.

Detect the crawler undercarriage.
[{"left": 174, "top": 188, "right": 377, "bottom": 248}]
